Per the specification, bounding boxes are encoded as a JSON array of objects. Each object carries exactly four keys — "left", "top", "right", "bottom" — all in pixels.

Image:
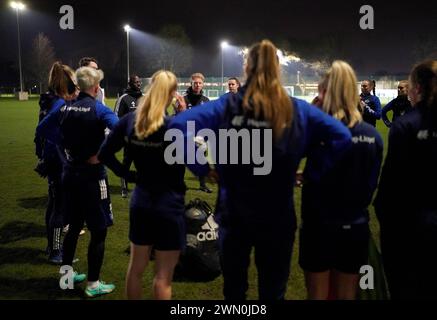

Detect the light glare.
[{"left": 10, "top": 1, "right": 25, "bottom": 10}]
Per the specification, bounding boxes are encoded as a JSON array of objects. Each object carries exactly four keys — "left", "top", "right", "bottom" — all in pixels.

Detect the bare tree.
[
  {"left": 26, "top": 33, "right": 56, "bottom": 94},
  {"left": 150, "top": 25, "right": 193, "bottom": 76}
]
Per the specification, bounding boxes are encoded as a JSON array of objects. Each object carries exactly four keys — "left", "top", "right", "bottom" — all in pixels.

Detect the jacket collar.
[{"left": 78, "top": 91, "right": 95, "bottom": 100}]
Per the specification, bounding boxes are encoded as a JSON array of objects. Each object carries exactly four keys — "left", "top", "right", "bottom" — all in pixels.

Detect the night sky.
[{"left": 0, "top": 0, "right": 436, "bottom": 90}]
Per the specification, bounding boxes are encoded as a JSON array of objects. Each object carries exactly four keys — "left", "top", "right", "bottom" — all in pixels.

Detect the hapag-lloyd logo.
[{"left": 164, "top": 121, "right": 273, "bottom": 176}]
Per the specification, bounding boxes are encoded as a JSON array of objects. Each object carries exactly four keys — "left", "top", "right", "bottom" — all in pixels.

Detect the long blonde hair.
[
  {"left": 243, "top": 39, "right": 292, "bottom": 141},
  {"left": 48, "top": 62, "right": 78, "bottom": 99},
  {"left": 319, "top": 60, "right": 362, "bottom": 128},
  {"left": 135, "top": 70, "right": 177, "bottom": 139}
]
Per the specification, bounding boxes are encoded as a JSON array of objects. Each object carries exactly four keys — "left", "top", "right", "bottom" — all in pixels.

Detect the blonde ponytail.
[
  {"left": 243, "top": 39, "right": 292, "bottom": 141},
  {"left": 320, "top": 60, "right": 362, "bottom": 128},
  {"left": 135, "top": 70, "right": 177, "bottom": 139}
]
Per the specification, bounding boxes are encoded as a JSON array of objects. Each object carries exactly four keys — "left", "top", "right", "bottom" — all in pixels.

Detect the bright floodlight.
[
  {"left": 124, "top": 25, "right": 131, "bottom": 32},
  {"left": 221, "top": 41, "right": 229, "bottom": 49},
  {"left": 10, "top": 1, "right": 25, "bottom": 10}
]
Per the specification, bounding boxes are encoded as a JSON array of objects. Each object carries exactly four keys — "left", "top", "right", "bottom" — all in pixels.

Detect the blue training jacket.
[
  {"left": 34, "top": 94, "right": 66, "bottom": 167},
  {"left": 36, "top": 92, "right": 118, "bottom": 164},
  {"left": 374, "top": 102, "right": 437, "bottom": 224},
  {"left": 361, "top": 93, "right": 382, "bottom": 127},
  {"left": 381, "top": 95, "right": 412, "bottom": 128},
  {"left": 169, "top": 88, "right": 352, "bottom": 226},
  {"left": 303, "top": 121, "right": 383, "bottom": 225}
]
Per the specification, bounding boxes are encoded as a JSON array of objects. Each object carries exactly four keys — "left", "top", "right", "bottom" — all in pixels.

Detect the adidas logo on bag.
[{"left": 196, "top": 215, "right": 219, "bottom": 242}]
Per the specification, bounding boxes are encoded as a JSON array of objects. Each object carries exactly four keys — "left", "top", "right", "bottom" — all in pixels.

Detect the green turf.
[{"left": 0, "top": 98, "right": 389, "bottom": 300}]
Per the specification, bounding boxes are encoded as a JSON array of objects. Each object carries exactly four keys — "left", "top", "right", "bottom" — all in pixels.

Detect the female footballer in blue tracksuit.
[
  {"left": 98, "top": 70, "right": 186, "bottom": 300},
  {"left": 37, "top": 66, "right": 118, "bottom": 298},
  {"left": 34, "top": 62, "right": 78, "bottom": 264},
  {"left": 169, "top": 40, "right": 352, "bottom": 300},
  {"left": 374, "top": 60, "right": 437, "bottom": 299},
  {"left": 360, "top": 80, "right": 382, "bottom": 127},
  {"left": 300, "top": 61, "right": 383, "bottom": 300}
]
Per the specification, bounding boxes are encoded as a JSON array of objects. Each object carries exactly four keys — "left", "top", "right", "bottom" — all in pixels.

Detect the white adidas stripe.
[{"left": 99, "top": 179, "right": 108, "bottom": 200}]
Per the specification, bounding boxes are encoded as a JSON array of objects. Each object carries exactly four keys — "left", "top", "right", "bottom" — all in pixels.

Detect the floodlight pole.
[
  {"left": 221, "top": 48, "right": 224, "bottom": 94},
  {"left": 15, "top": 8, "right": 24, "bottom": 93},
  {"left": 220, "top": 41, "right": 228, "bottom": 95},
  {"left": 126, "top": 29, "right": 130, "bottom": 82}
]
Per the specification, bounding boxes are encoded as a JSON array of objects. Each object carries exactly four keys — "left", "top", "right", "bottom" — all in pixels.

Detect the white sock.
[{"left": 87, "top": 281, "right": 99, "bottom": 289}]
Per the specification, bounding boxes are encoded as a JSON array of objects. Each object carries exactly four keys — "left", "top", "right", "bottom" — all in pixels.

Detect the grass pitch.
[{"left": 0, "top": 98, "right": 389, "bottom": 300}]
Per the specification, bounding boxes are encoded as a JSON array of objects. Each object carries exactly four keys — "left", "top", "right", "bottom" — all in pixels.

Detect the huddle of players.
[
  {"left": 34, "top": 59, "right": 241, "bottom": 298},
  {"left": 35, "top": 46, "right": 436, "bottom": 300}
]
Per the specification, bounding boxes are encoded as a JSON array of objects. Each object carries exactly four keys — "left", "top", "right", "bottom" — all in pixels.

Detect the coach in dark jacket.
[
  {"left": 114, "top": 75, "right": 143, "bottom": 197},
  {"left": 114, "top": 75, "right": 143, "bottom": 118},
  {"left": 182, "top": 73, "right": 212, "bottom": 193},
  {"left": 183, "top": 73, "right": 210, "bottom": 109}
]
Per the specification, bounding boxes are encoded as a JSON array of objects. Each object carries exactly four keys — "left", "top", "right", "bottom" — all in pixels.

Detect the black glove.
[{"left": 34, "top": 159, "right": 48, "bottom": 178}]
